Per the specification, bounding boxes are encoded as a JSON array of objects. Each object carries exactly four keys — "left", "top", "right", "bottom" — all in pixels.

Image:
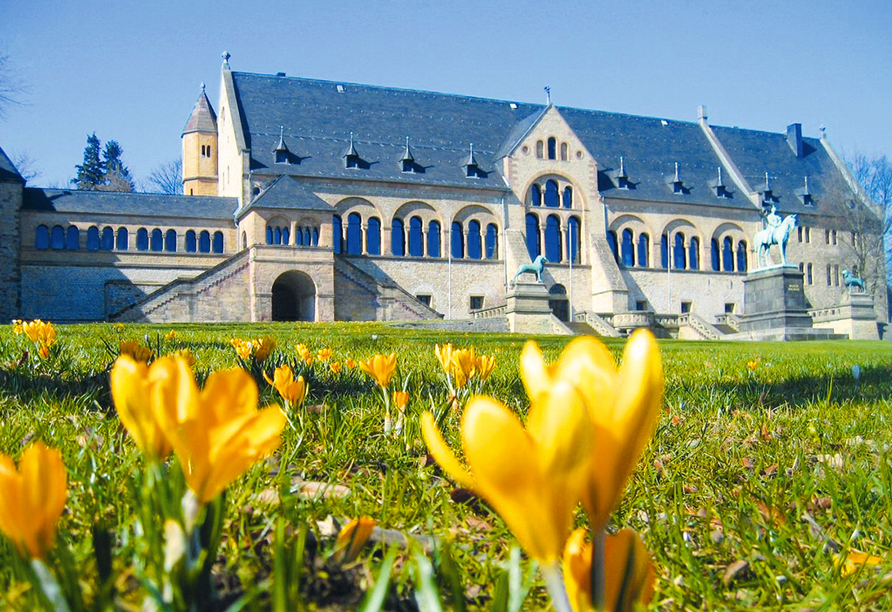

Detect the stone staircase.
[{"left": 334, "top": 258, "right": 442, "bottom": 321}]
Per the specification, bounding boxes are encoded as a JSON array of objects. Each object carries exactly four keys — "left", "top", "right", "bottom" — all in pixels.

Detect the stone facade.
[{"left": 0, "top": 59, "right": 886, "bottom": 336}]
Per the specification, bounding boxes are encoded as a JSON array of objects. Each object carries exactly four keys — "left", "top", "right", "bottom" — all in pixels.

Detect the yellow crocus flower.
[
  {"left": 171, "top": 348, "right": 196, "bottom": 367},
  {"left": 295, "top": 343, "right": 311, "bottom": 361},
  {"left": 22, "top": 320, "right": 56, "bottom": 349},
  {"left": 421, "top": 381, "right": 592, "bottom": 564},
  {"left": 253, "top": 337, "right": 276, "bottom": 362},
  {"left": 330, "top": 361, "right": 342, "bottom": 374},
  {"left": 114, "top": 356, "right": 287, "bottom": 504},
  {"left": 264, "top": 364, "right": 307, "bottom": 406},
  {"left": 0, "top": 442, "right": 68, "bottom": 559},
  {"left": 475, "top": 354, "right": 496, "bottom": 381},
  {"left": 164, "top": 330, "right": 178, "bottom": 341},
  {"left": 392, "top": 390, "right": 409, "bottom": 413},
  {"left": 11, "top": 319, "right": 23, "bottom": 334},
  {"left": 434, "top": 343, "right": 453, "bottom": 374},
  {"left": 120, "top": 340, "right": 153, "bottom": 363},
  {"left": 452, "top": 348, "right": 477, "bottom": 383},
  {"left": 520, "top": 329, "right": 663, "bottom": 529},
  {"left": 317, "top": 347, "right": 333, "bottom": 362},
  {"left": 359, "top": 353, "right": 397, "bottom": 388},
  {"left": 332, "top": 517, "right": 377, "bottom": 564},
  {"left": 111, "top": 356, "right": 173, "bottom": 459},
  {"left": 563, "top": 528, "right": 654, "bottom": 612},
  {"left": 344, "top": 358, "right": 356, "bottom": 369}
]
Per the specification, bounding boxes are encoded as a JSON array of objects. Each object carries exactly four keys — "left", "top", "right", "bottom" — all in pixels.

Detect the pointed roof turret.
[
  {"left": 275, "top": 126, "right": 289, "bottom": 154},
  {"left": 400, "top": 136, "right": 415, "bottom": 163},
  {"left": 182, "top": 83, "right": 217, "bottom": 136},
  {"left": 343, "top": 132, "right": 359, "bottom": 158},
  {"left": 464, "top": 143, "right": 479, "bottom": 167}
]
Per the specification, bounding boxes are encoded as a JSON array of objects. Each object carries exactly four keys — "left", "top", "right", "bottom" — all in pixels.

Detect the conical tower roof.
[{"left": 182, "top": 84, "right": 217, "bottom": 136}]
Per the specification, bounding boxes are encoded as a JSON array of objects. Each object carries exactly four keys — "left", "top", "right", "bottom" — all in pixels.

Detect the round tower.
[{"left": 182, "top": 83, "right": 218, "bottom": 196}]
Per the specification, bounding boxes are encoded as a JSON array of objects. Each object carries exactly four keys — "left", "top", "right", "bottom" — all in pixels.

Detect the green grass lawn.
[{"left": 1, "top": 322, "right": 891, "bottom": 610}]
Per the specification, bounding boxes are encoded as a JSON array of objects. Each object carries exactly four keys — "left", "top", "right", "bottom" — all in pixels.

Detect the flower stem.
[
  {"left": 591, "top": 529, "right": 605, "bottom": 611},
  {"left": 541, "top": 561, "right": 573, "bottom": 612}
]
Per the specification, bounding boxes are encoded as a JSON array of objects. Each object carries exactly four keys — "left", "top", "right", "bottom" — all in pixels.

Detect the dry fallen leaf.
[{"left": 723, "top": 560, "right": 750, "bottom": 586}]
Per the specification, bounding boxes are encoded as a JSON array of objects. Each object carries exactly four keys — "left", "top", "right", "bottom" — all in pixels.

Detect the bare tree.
[
  {"left": 0, "top": 53, "right": 27, "bottom": 119},
  {"left": 847, "top": 154, "right": 892, "bottom": 283},
  {"left": 145, "top": 159, "right": 183, "bottom": 195},
  {"left": 10, "top": 151, "right": 40, "bottom": 183}
]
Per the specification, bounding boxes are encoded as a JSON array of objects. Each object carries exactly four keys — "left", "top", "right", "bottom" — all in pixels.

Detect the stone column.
[
  {"left": 383, "top": 225, "right": 392, "bottom": 256},
  {"left": 422, "top": 228, "right": 429, "bottom": 258},
  {"left": 361, "top": 224, "right": 368, "bottom": 255}
]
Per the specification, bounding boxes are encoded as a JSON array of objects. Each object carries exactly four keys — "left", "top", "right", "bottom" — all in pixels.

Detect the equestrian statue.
[
  {"left": 754, "top": 207, "right": 797, "bottom": 269},
  {"left": 841, "top": 269, "right": 866, "bottom": 293},
  {"left": 513, "top": 255, "right": 548, "bottom": 283}
]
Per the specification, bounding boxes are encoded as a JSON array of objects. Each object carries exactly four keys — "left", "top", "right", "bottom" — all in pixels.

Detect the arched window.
[
  {"left": 346, "top": 213, "right": 362, "bottom": 255},
  {"left": 485, "top": 223, "right": 498, "bottom": 259},
  {"left": 213, "top": 231, "right": 224, "bottom": 253},
  {"left": 136, "top": 228, "right": 149, "bottom": 251},
  {"left": 101, "top": 227, "right": 114, "bottom": 251},
  {"left": 266, "top": 227, "right": 273, "bottom": 245},
  {"left": 35, "top": 225, "right": 49, "bottom": 249},
  {"left": 567, "top": 216, "right": 581, "bottom": 263},
  {"left": 86, "top": 226, "right": 99, "bottom": 251},
  {"left": 637, "top": 233, "right": 650, "bottom": 267},
  {"left": 296, "top": 228, "right": 305, "bottom": 247},
  {"left": 241, "top": 231, "right": 247, "bottom": 250},
  {"left": 66, "top": 226, "right": 79, "bottom": 250},
  {"left": 51, "top": 225, "right": 64, "bottom": 250},
  {"left": 688, "top": 237, "right": 700, "bottom": 270},
  {"left": 544, "top": 180, "right": 559, "bottom": 207},
  {"left": 282, "top": 227, "right": 290, "bottom": 245},
  {"left": 199, "top": 231, "right": 211, "bottom": 253},
  {"left": 392, "top": 218, "right": 405, "bottom": 256},
  {"left": 451, "top": 221, "right": 464, "bottom": 259},
  {"left": 545, "top": 215, "right": 562, "bottom": 262},
  {"left": 428, "top": 220, "right": 441, "bottom": 258},
  {"left": 151, "top": 229, "right": 163, "bottom": 252},
  {"left": 560, "top": 142, "right": 568, "bottom": 161},
  {"left": 711, "top": 238, "right": 720, "bottom": 271},
  {"left": 185, "top": 230, "right": 197, "bottom": 253},
  {"left": 562, "top": 186, "right": 572, "bottom": 209},
  {"left": 737, "top": 241, "right": 748, "bottom": 272},
  {"left": 273, "top": 227, "right": 281, "bottom": 245},
  {"left": 116, "top": 227, "right": 129, "bottom": 251},
  {"left": 673, "top": 233, "right": 686, "bottom": 269},
  {"left": 465, "top": 220, "right": 480, "bottom": 260},
  {"left": 409, "top": 217, "right": 423, "bottom": 257},
  {"left": 367, "top": 217, "right": 381, "bottom": 255},
  {"left": 621, "top": 229, "right": 635, "bottom": 267},
  {"left": 607, "top": 231, "right": 619, "bottom": 264},
  {"left": 332, "top": 215, "right": 343, "bottom": 254},
  {"left": 722, "top": 237, "right": 734, "bottom": 272},
  {"left": 547, "top": 137, "right": 556, "bottom": 160},
  {"left": 165, "top": 230, "right": 177, "bottom": 252},
  {"left": 660, "top": 234, "right": 669, "bottom": 268},
  {"left": 536, "top": 140, "right": 544, "bottom": 159},
  {"left": 526, "top": 214, "right": 540, "bottom": 260},
  {"left": 531, "top": 184, "right": 542, "bottom": 207}
]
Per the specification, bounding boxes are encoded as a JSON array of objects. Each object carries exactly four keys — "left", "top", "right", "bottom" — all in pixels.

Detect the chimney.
[{"left": 786, "top": 123, "right": 803, "bottom": 158}]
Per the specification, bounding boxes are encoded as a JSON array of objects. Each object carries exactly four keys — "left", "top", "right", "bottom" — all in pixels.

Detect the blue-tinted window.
[
  {"left": 467, "top": 220, "right": 482, "bottom": 260},
  {"left": 547, "top": 137, "right": 556, "bottom": 160},
  {"left": 526, "top": 214, "right": 540, "bottom": 260},
  {"left": 544, "top": 180, "right": 559, "bottom": 208},
  {"left": 101, "top": 227, "right": 114, "bottom": 251},
  {"left": 151, "top": 229, "right": 163, "bottom": 252},
  {"left": 621, "top": 229, "right": 635, "bottom": 267},
  {"left": 409, "top": 217, "right": 423, "bottom": 257},
  {"left": 312, "top": 228, "right": 318, "bottom": 246},
  {"left": 266, "top": 226, "right": 273, "bottom": 245},
  {"left": 346, "top": 213, "right": 362, "bottom": 255},
  {"left": 545, "top": 215, "right": 562, "bottom": 262},
  {"left": 116, "top": 227, "right": 129, "bottom": 251},
  {"left": 186, "top": 230, "right": 196, "bottom": 253},
  {"left": 295, "top": 228, "right": 304, "bottom": 246},
  {"left": 199, "top": 231, "right": 211, "bottom": 253},
  {"left": 562, "top": 186, "right": 573, "bottom": 209},
  {"left": 485, "top": 223, "right": 498, "bottom": 259},
  {"left": 427, "top": 220, "right": 441, "bottom": 258},
  {"left": 51, "top": 225, "right": 64, "bottom": 250},
  {"left": 35, "top": 225, "right": 49, "bottom": 249},
  {"left": 568, "top": 217, "right": 581, "bottom": 263},
  {"left": 637, "top": 233, "right": 649, "bottom": 267},
  {"left": 711, "top": 239, "right": 720, "bottom": 271},
  {"left": 137, "top": 228, "right": 149, "bottom": 251},
  {"left": 165, "top": 230, "right": 177, "bottom": 252},
  {"left": 86, "top": 226, "right": 99, "bottom": 251},
  {"left": 451, "top": 221, "right": 464, "bottom": 259},
  {"left": 689, "top": 237, "right": 700, "bottom": 270},
  {"left": 332, "top": 216, "right": 343, "bottom": 254},
  {"left": 392, "top": 219, "right": 405, "bottom": 256},
  {"left": 531, "top": 184, "right": 541, "bottom": 207},
  {"left": 673, "top": 233, "right": 686, "bottom": 269},
  {"left": 282, "top": 227, "right": 290, "bottom": 245},
  {"left": 213, "top": 231, "right": 224, "bottom": 253},
  {"left": 722, "top": 237, "right": 733, "bottom": 272},
  {"left": 660, "top": 234, "right": 669, "bottom": 268},
  {"left": 737, "top": 241, "right": 747, "bottom": 272},
  {"left": 66, "top": 226, "right": 79, "bottom": 250},
  {"left": 367, "top": 217, "right": 381, "bottom": 255},
  {"left": 607, "top": 231, "right": 619, "bottom": 264}
]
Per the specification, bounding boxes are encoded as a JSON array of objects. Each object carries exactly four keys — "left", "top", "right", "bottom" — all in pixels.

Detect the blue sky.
[{"left": 2, "top": 0, "right": 891, "bottom": 189}]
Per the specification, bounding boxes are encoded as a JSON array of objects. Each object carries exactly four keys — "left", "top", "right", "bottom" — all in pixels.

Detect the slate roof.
[
  {"left": 229, "top": 71, "right": 859, "bottom": 214},
  {"left": 0, "top": 145, "right": 24, "bottom": 183},
  {"left": 244, "top": 175, "right": 333, "bottom": 213},
  {"left": 182, "top": 86, "right": 218, "bottom": 135},
  {"left": 22, "top": 189, "right": 237, "bottom": 220}
]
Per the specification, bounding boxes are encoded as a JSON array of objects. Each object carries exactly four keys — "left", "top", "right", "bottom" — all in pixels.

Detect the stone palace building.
[{"left": 0, "top": 54, "right": 886, "bottom": 338}]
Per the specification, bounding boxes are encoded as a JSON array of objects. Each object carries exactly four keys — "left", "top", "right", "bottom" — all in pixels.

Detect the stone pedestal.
[
  {"left": 506, "top": 280, "right": 555, "bottom": 334},
  {"left": 735, "top": 266, "right": 838, "bottom": 341},
  {"left": 811, "top": 292, "right": 879, "bottom": 340}
]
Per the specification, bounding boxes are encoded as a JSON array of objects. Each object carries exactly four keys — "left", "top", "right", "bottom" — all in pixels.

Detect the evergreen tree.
[
  {"left": 73, "top": 133, "right": 104, "bottom": 189},
  {"left": 100, "top": 140, "right": 133, "bottom": 192}
]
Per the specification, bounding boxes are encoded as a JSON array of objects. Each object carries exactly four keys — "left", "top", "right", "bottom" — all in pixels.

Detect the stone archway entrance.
[
  {"left": 548, "top": 283, "right": 569, "bottom": 322},
  {"left": 271, "top": 271, "right": 316, "bottom": 321}
]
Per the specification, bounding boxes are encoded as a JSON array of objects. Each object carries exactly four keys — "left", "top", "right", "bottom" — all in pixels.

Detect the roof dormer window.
[
  {"left": 614, "top": 156, "right": 631, "bottom": 190},
  {"left": 759, "top": 172, "right": 777, "bottom": 205},
  {"left": 667, "top": 162, "right": 689, "bottom": 194},
  {"left": 400, "top": 137, "right": 416, "bottom": 173},
  {"left": 463, "top": 143, "right": 487, "bottom": 179},
  {"left": 711, "top": 167, "right": 731, "bottom": 199},
  {"left": 343, "top": 132, "right": 362, "bottom": 170},
  {"left": 274, "top": 127, "right": 291, "bottom": 165},
  {"left": 798, "top": 176, "right": 814, "bottom": 207}
]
